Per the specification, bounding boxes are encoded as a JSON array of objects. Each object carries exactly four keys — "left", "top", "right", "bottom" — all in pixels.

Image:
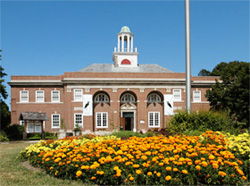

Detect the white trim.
[
  {"left": 17, "top": 102, "right": 64, "bottom": 104},
  {"left": 51, "top": 90, "right": 60, "bottom": 103},
  {"left": 51, "top": 114, "right": 60, "bottom": 129},
  {"left": 96, "top": 112, "right": 108, "bottom": 129},
  {"left": 67, "top": 85, "right": 187, "bottom": 89},
  {"left": 173, "top": 89, "right": 182, "bottom": 101},
  {"left": 74, "top": 89, "right": 83, "bottom": 102},
  {"left": 20, "top": 90, "right": 29, "bottom": 103},
  {"left": 36, "top": 90, "right": 44, "bottom": 103},
  {"left": 148, "top": 112, "right": 160, "bottom": 128},
  {"left": 64, "top": 78, "right": 186, "bottom": 81},
  {"left": 193, "top": 90, "right": 201, "bottom": 102},
  {"left": 74, "top": 113, "right": 83, "bottom": 128},
  {"left": 192, "top": 101, "right": 209, "bottom": 104},
  {"left": 11, "top": 80, "right": 61, "bottom": 82}
]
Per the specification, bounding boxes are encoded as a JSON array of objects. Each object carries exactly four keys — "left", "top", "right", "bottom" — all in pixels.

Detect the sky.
[{"left": 1, "top": 0, "right": 249, "bottom": 108}]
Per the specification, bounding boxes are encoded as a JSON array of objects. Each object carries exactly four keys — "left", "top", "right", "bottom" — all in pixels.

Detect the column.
[
  {"left": 127, "top": 35, "right": 130, "bottom": 53},
  {"left": 117, "top": 36, "right": 120, "bottom": 52},
  {"left": 121, "top": 35, "right": 124, "bottom": 52},
  {"left": 131, "top": 36, "right": 133, "bottom": 52}
]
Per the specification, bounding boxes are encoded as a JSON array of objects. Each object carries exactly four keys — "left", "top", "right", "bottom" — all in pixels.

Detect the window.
[
  {"left": 20, "top": 90, "right": 29, "bottom": 102},
  {"left": 27, "top": 123, "right": 33, "bottom": 133},
  {"left": 74, "top": 89, "right": 83, "bottom": 101},
  {"left": 96, "top": 112, "right": 108, "bottom": 128},
  {"left": 52, "top": 114, "right": 60, "bottom": 128},
  {"left": 74, "top": 113, "right": 83, "bottom": 128},
  {"left": 148, "top": 112, "right": 160, "bottom": 127},
  {"left": 51, "top": 90, "right": 60, "bottom": 102},
  {"left": 147, "top": 93, "right": 162, "bottom": 103},
  {"left": 94, "top": 93, "right": 109, "bottom": 103},
  {"left": 173, "top": 89, "right": 181, "bottom": 101},
  {"left": 121, "top": 93, "right": 136, "bottom": 103},
  {"left": 35, "top": 123, "right": 41, "bottom": 133},
  {"left": 193, "top": 90, "right": 201, "bottom": 102},
  {"left": 36, "top": 90, "right": 44, "bottom": 102}
]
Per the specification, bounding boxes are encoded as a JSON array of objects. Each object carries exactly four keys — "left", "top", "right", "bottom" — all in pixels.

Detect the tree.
[
  {"left": 0, "top": 50, "right": 11, "bottom": 131},
  {"left": 205, "top": 61, "right": 250, "bottom": 125},
  {"left": 198, "top": 69, "right": 211, "bottom": 76}
]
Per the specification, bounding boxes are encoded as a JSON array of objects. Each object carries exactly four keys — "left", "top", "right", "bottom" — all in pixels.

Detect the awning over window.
[{"left": 19, "top": 112, "right": 49, "bottom": 121}]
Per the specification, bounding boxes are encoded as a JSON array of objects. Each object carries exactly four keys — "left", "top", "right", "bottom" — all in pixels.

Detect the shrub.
[
  {"left": 5, "top": 124, "right": 24, "bottom": 140},
  {"left": 169, "top": 111, "right": 235, "bottom": 134},
  {"left": 0, "top": 131, "right": 9, "bottom": 142},
  {"left": 110, "top": 131, "right": 146, "bottom": 138}
]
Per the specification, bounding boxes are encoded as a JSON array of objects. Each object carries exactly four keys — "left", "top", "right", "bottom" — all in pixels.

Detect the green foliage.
[
  {"left": 169, "top": 111, "right": 235, "bottom": 134},
  {"left": 110, "top": 131, "right": 146, "bottom": 138},
  {"left": 0, "top": 131, "right": 9, "bottom": 141},
  {"left": 0, "top": 100, "right": 10, "bottom": 130},
  {"left": 199, "top": 61, "right": 250, "bottom": 125},
  {"left": 4, "top": 124, "right": 24, "bottom": 140}
]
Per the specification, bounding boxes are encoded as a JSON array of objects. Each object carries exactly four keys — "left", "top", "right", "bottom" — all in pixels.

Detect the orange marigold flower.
[
  {"left": 129, "top": 176, "right": 134, "bottom": 181},
  {"left": 136, "top": 170, "right": 141, "bottom": 175},
  {"left": 157, "top": 172, "right": 161, "bottom": 177},
  {"left": 166, "top": 167, "right": 172, "bottom": 171},
  {"left": 195, "top": 165, "right": 201, "bottom": 171},
  {"left": 231, "top": 174, "right": 235, "bottom": 178},
  {"left": 76, "top": 170, "right": 82, "bottom": 177},
  {"left": 218, "top": 171, "right": 227, "bottom": 177},
  {"left": 209, "top": 155, "right": 215, "bottom": 160},
  {"left": 173, "top": 168, "right": 178, "bottom": 172},
  {"left": 201, "top": 161, "right": 208, "bottom": 167},
  {"left": 159, "top": 162, "right": 164, "bottom": 166},
  {"left": 212, "top": 163, "right": 219, "bottom": 169},
  {"left": 181, "top": 170, "right": 188, "bottom": 174},
  {"left": 91, "top": 176, "right": 96, "bottom": 180},
  {"left": 147, "top": 172, "right": 152, "bottom": 176},
  {"left": 133, "top": 164, "right": 140, "bottom": 168},
  {"left": 242, "top": 176, "right": 247, "bottom": 180},
  {"left": 165, "top": 175, "right": 171, "bottom": 181}
]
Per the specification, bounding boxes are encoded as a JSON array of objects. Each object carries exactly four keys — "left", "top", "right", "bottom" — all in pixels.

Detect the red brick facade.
[{"left": 9, "top": 72, "right": 220, "bottom": 133}]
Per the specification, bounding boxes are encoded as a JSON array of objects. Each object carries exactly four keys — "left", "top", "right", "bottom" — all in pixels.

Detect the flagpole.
[{"left": 185, "top": 0, "right": 191, "bottom": 113}]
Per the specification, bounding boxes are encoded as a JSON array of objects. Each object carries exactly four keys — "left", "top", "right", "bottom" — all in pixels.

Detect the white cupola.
[{"left": 113, "top": 26, "right": 139, "bottom": 67}]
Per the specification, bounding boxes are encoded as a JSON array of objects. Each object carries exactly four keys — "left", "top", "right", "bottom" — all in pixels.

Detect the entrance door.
[{"left": 122, "top": 112, "right": 134, "bottom": 131}]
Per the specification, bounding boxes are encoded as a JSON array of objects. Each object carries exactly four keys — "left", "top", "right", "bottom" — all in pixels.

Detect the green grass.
[
  {"left": 0, "top": 142, "right": 88, "bottom": 186},
  {"left": 109, "top": 131, "right": 146, "bottom": 138}
]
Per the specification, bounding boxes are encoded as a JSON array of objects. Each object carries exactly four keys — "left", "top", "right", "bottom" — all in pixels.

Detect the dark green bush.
[
  {"left": 5, "top": 124, "right": 24, "bottom": 140},
  {"left": 0, "top": 131, "right": 9, "bottom": 142},
  {"left": 110, "top": 131, "right": 146, "bottom": 138},
  {"left": 169, "top": 111, "right": 235, "bottom": 134}
]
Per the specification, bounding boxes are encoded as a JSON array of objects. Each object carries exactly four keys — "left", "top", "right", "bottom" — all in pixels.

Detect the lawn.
[{"left": 0, "top": 142, "right": 85, "bottom": 186}]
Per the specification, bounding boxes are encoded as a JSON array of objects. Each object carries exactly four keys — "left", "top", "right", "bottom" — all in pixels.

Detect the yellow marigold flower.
[
  {"left": 50, "top": 167, "right": 53, "bottom": 170},
  {"left": 173, "top": 168, "right": 178, "bottom": 172},
  {"left": 91, "top": 176, "right": 96, "bottom": 180},
  {"left": 159, "top": 162, "right": 164, "bottom": 166},
  {"left": 165, "top": 175, "right": 171, "bottom": 181},
  {"left": 195, "top": 165, "right": 201, "bottom": 171},
  {"left": 218, "top": 171, "right": 227, "bottom": 177},
  {"left": 133, "top": 164, "right": 140, "bottom": 168},
  {"left": 76, "top": 170, "right": 82, "bottom": 177},
  {"left": 209, "top": 155, "right": 215, "bottom": 160},
  {"left": 201, "top": 161, "right": 208, "bottom": 167},
  {"left": 181, "top": 170, "right": 188, "bottom": 174},
  {"left": 129, "top": 176, "right": 134, "bottom": 181},
  {"left": 147, "top": 172, "right": 152, "bottom": 176},
  {"left": 141, "top": 155, "right": 147, "bottom": 160},
  {"left": 136, "top": 170, "right": 141, "bottom": 175},
  {"left": 166, "top": 166, "right": 172, "bottom": 171},
  {"left": 157, "top": 172, "right": 161, "bottom": 177},
  {"left": 212, "top": 163, "right": 219, "bottom": 169},
  {"left": 114, "top": 166, "right": 119, "bottom": 171},
  {"left": 55, "top": 170, "right": 58, "bottom": 176}
]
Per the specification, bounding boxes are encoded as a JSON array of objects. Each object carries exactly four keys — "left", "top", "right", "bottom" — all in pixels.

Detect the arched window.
[
  {"left": 147, "top": 93, "right": 162, "bottom": 103},
  {"left": 94, "top": 93, "right": 109, "bottom": 103},
  {"left": 121, "top": 59, "right": 131, "bottom": 65},
  {"left": 121, "top": 93, "right": 136, "bottom": 103}
]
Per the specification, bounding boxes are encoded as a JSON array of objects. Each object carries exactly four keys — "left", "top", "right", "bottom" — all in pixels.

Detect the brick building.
[{"left": 8, "top": 26, "right": 219, "bottom": 135}]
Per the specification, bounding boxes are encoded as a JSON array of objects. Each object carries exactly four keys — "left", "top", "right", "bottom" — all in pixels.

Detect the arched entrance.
[{"left": 120, "top": 92, "right": 137, "bottom": 132}]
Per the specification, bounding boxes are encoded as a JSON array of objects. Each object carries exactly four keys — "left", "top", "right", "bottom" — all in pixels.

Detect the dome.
[{"left": 119, "top": 26, "right": 131, "bottom": 33}]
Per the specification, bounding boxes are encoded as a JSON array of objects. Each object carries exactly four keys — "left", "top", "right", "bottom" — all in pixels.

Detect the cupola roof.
[{"left": 119, "top": 26, "right": 131, "bottom": 33}]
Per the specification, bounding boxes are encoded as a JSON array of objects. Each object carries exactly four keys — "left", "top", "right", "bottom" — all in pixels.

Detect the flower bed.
[{"left": 19, "top": 131, "right": 248, "bottom": 185}]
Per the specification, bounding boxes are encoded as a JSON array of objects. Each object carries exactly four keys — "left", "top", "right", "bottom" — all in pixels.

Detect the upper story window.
[
  {"left": 20, "top": 90, "right": 29, "bottom": 102},
  {"left": 36, "top": 90, "right": 44, "bottom": 102},
  {"left": 74, "top": 89, "right": 83, "bottom": 102},
  {"left": 94, "top": 93, "right": 109, "bottom": 103},
  {"left": 173, "top": 89, "right": 181, "bottom": 101},
  {"left": 147, "top": 93, "right": 162, "bottom": 103},
  {"left": 193, "top": 90, "right": 201, "bottom": 102},
  {"left": 51, "top": 114, "right": 60, "bottom": 128},
  {"left": 51, "top": 90, "right": 60, "bottom": 102},
  {"left": 121, "top": 93, "right": 136, "bottom": 103}
]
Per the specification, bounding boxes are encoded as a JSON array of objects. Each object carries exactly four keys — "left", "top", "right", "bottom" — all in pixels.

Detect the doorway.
[{"left": 121, "top": 112, "right": 134, "bottom": 131}]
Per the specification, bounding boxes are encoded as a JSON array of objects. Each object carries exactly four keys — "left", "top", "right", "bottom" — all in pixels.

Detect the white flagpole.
[{"left": 185, "top": 0, "right": 191, "bottom": 113}]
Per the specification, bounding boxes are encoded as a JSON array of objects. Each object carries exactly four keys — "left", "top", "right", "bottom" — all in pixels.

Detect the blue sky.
[{"left": 1, "top": 1, "right": 249, "bottom": 107}]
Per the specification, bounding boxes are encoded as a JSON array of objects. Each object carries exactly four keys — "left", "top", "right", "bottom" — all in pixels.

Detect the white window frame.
[
  {"left": 74, "top": 113, "right": 83, "bottom": 128},
  {"left": 74, "top": 89, "right": 83, "bottom": 102},
  {"left": 173, "top": 89, "right": 181, "bottom": 101},
  {"left": 51, "top": 90, "right": 60, "bottom": 102},
  {"left": 51, "top": 114, "right": 60, "bottom": 129},
  {"left": 96, "top": 112, "right": 108, "bottom": 128},
  {"left": 20, "top": 90, "right": 29, "bottom": 102},
  {"left": 20, "top": 120, "right": 25, "bottom": 126},
  {"left": 34, "top": 122, "right": 42, "bottom": 133},
  {"left": 193, "top": 90, "right": 201, "bottom": 102},
  {"left": 36, "top": 90, "right": 45, "bottom": 102},
  {"left": 148, "top": 112, "right": 160, "bottom": 128},
  {"left": 27, "top": 122, "right": 34, "bottom": 133}
]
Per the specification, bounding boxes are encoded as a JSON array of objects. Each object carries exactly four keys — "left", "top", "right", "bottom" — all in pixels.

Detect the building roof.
[
  {"left": 78, "top": 64, "right": 174, "bottom": 73},
  {"left": 120, "top": 26, "right": 131, "bottom": 33},
  {"left": 19, "top": 112, "right": 49, "bottom": 121}
]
